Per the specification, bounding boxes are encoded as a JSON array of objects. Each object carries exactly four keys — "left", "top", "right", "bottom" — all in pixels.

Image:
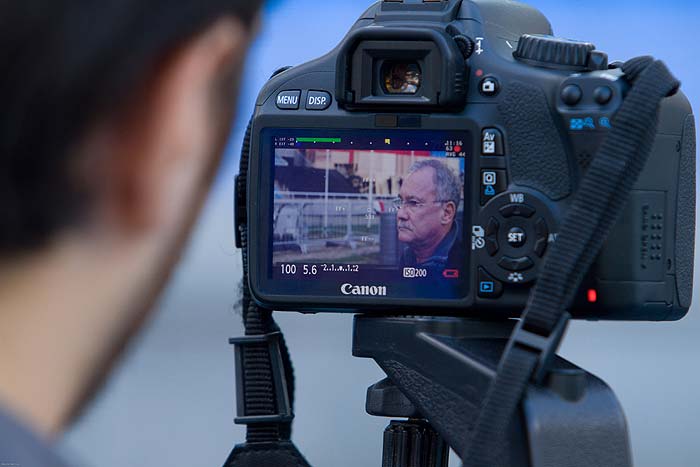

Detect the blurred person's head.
[
  {"left": 0, "top": 0, "right": 261, "bottom": 437},
  {"left": 397, "top": 160, "right": 460, "bottom": 262}
]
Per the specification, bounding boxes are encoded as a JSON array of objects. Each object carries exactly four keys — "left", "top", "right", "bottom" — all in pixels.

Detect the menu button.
[{"left": 276, "top": 90, "right": 301, "bottom": 110}]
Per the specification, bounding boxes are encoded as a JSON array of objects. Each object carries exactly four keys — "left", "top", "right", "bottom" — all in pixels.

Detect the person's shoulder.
[
  {"left": 0, "top": 407, "right": 70, "bottom": 467},
  {"left": 400, "top": 245, "right": 416, "bottom": 267},
  {"left": 446, "top": 232, "right": 467, "bottom": 268}
]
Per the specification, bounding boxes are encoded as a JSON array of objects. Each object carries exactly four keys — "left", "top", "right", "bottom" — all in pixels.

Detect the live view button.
[
  {"left": 276, "top": 90, "right": 301, "bottom": 110},
  {"left": 306, "top": 90, "right": 332, "bottom": 110}
]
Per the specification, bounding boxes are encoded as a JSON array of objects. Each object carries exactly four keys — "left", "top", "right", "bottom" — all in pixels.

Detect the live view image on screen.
[{"left": 270, "top": 130, "right": 468, "bottom": 283}]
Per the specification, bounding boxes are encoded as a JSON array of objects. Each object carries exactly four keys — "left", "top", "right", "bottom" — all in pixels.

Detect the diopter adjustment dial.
[{"left": 514, "top": 34, "right": 607, "bottom": 71}]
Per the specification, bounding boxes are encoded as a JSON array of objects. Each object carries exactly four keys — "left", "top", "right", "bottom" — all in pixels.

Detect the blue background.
[{"left": 60, "top": 1, "right": 700, "bottom": 466}]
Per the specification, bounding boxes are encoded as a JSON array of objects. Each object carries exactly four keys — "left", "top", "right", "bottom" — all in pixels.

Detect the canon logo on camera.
[{"left": 341, "top": 283, "right": 387, "bottom": 297}]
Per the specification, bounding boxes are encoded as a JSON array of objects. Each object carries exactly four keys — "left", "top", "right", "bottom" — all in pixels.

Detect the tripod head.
[{"left": 353, "top": 315, "right": 631, "bottom": 467}]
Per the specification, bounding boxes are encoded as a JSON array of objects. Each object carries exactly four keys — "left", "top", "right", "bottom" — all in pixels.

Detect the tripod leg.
[{"left": 383, "top": 420, "right": 449, "bottom": 467}]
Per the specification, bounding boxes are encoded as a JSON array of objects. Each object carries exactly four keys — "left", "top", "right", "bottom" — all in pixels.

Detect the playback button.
[{"left": 478, "top": 267, "right": 503, "bottom": 299}]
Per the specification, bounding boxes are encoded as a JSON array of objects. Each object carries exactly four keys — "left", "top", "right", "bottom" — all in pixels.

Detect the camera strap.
[
  {"left": 463, "top": 56, "right": 680, "bottom": 466},
  {"left": 224, "top": 118, "right": 311, "bottom": 467}
]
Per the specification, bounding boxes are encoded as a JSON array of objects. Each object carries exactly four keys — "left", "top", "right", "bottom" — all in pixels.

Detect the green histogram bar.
[{"left": 296, "top": 137, "right": 341, "bottom": 143}]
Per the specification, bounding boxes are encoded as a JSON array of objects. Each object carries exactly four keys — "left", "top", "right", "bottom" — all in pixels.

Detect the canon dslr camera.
[{"left": 236, "top": 0, "right": 696, "bottom": 320}]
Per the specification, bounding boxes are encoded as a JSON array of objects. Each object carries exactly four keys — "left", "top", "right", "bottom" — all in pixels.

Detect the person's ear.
[
  {"left": 442, "top": 201, "right": 457, "bottom": 225},
  {"left": 91, "top": 18, "right": 250, "bottom": 240}
]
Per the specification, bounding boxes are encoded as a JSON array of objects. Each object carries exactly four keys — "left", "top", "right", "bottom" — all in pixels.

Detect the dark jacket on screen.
[{"left": 401, "top": 223, "right": 466, "bottom": 275}]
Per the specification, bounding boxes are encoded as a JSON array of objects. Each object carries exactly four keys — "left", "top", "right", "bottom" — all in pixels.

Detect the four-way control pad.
[{"left": 474, "top": 191, "right": 558, "bottom": 288}]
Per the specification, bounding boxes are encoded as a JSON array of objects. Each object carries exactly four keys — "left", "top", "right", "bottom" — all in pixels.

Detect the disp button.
[{"left": 306, "top": 90, "right": 332, "bottom": 110}]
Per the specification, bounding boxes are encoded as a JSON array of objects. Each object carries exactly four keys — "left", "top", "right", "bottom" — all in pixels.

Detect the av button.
[
  {"left": 306, "top": 90, "right": 332, "bottom": 110},
  {"left": 498, "top": 256, "right": 534, "bottom": 272},
  {"left": 276, "top": 90, "right": 301, "bottom": 110},
  {"left": 482, "top": 128, "right": 504, "bottom": 156}
]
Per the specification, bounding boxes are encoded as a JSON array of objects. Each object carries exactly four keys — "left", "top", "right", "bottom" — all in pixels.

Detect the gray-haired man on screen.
[{"left": 396, "top": 159, "right": 466, "bottom": 275}]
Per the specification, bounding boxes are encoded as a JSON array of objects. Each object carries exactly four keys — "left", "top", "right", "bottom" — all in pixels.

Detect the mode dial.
[{"left": 514, "top": 34, "right": 607, "bottom": 71}]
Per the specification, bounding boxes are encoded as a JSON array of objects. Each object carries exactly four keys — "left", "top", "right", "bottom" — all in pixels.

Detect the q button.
[{"left": 306, "top": 90, "right": 332, "bottom": 111}]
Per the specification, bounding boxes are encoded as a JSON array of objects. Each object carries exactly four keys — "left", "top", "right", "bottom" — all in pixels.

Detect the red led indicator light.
[
  {"left": 587, "top": 289, "right": 598, "bottom": 303},
  {"left": 454, "top": 145, "right": 462, "bottom": 153},
  {"left": 476, "top": 69, "right": 484, "bottom": 77}
]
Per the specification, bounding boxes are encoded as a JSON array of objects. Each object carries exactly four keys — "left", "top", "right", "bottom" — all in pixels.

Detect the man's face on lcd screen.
[{"left": 397, "top": 166, "right": 454, "bottom": 249}]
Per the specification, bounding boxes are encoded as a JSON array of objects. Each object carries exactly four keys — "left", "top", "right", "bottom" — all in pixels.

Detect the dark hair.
[{"left": 0, "top": 1, "right": 262, "bottom": 255}]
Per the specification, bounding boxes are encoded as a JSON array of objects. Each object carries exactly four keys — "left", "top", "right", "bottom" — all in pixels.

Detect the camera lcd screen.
[{"left": 263, "top": 129, "right": 471, "bottom": 301}]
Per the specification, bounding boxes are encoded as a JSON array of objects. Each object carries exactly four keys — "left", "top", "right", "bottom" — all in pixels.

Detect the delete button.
[{"left": 306, "top": 90, "right": 332, "bottom": 110}]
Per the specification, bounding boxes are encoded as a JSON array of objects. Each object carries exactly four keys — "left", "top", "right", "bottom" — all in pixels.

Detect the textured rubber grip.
[
  {"left": 676, "top": 115, "right": 696, "bottom": 309},
  {"left": 498, "top": 81, "right": 572, "bottom": 200}
]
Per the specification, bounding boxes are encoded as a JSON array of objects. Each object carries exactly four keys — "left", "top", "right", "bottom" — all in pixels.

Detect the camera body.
[{"left": 238, "top": 0, "right": 696, "bottom": 320}]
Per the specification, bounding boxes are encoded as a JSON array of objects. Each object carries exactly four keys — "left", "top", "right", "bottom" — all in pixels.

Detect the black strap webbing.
[
  {"left": 225, "top": 119, "right": 311, "bottom": 467},
  {"left": 463, "top": 57, "right": 680, "bottom": 466}
]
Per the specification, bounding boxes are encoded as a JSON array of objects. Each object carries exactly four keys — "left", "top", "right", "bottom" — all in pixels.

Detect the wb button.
[{"left": 306, "top": 91, "right": 332, "bottom": 111}]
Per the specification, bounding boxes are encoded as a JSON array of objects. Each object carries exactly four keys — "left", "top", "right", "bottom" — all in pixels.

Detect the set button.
[{"left": 507, "top": 227, "right": 527, "bottom": 248}]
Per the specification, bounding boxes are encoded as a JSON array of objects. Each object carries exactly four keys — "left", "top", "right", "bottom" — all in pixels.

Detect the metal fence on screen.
[{"left": 273, "top": 192, "right": 398, "bottom": 257}]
